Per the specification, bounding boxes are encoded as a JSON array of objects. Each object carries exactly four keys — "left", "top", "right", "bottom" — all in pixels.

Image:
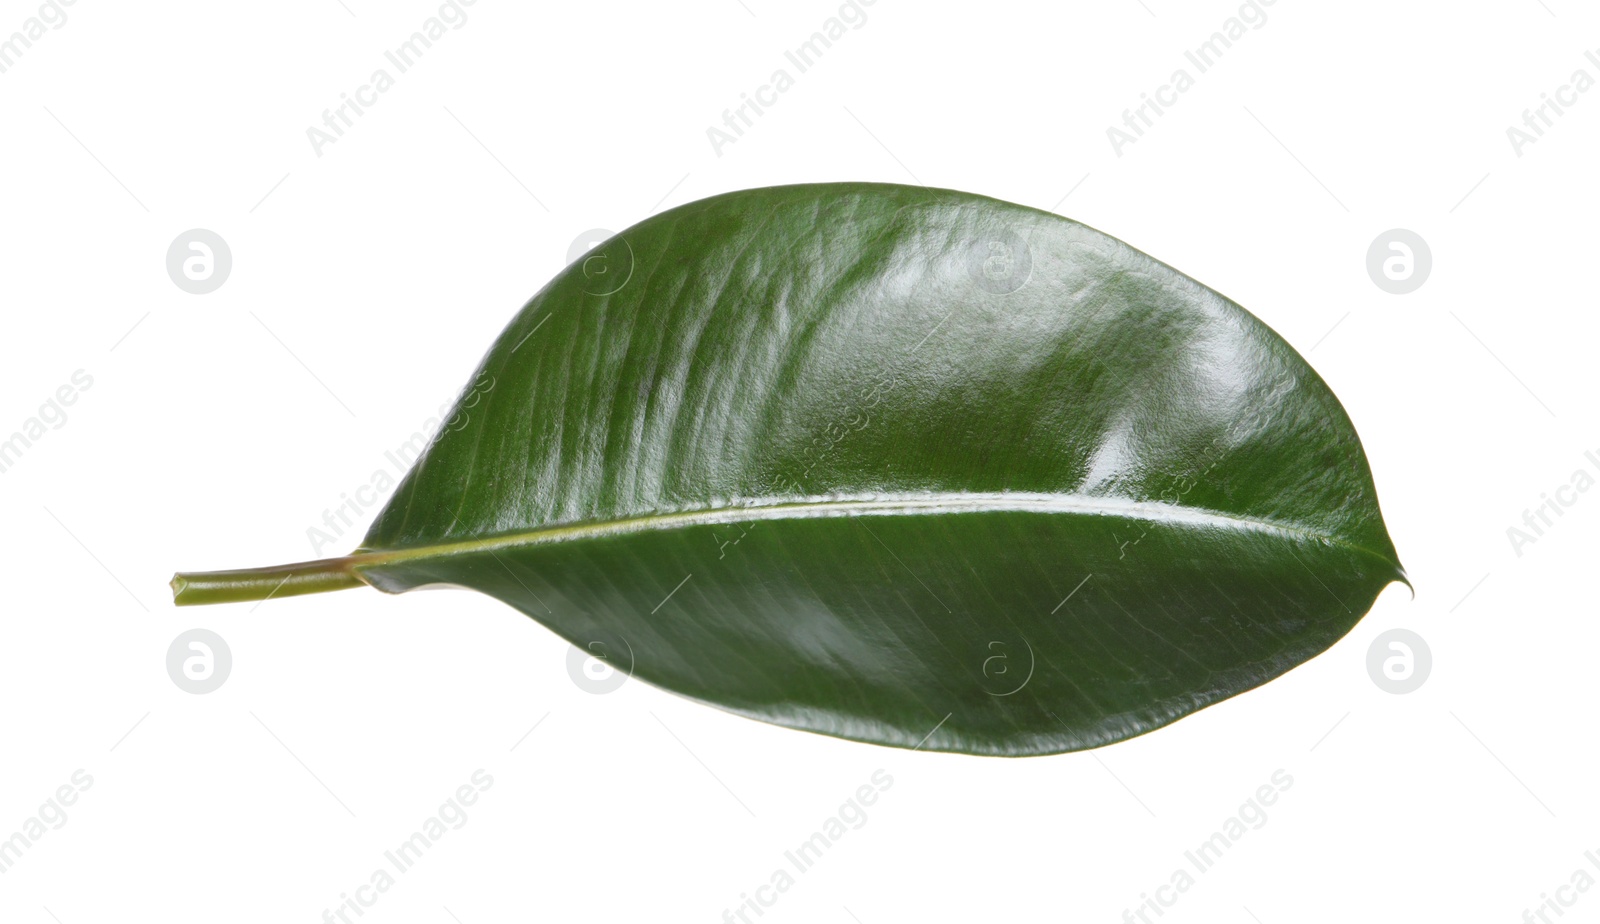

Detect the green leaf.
[{"left": 172, "top": 182, "right": 1406, "bottom": 756}]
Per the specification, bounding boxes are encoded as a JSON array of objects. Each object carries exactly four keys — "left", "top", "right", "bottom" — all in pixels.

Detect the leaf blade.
[{"left": 178, "top": 181, "right": 1406, "bottom": 755}]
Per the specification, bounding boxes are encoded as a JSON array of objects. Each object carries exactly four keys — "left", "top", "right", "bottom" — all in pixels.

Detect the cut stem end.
[{"left": 170, "top": 557, "right": 367, "bottom": 606}]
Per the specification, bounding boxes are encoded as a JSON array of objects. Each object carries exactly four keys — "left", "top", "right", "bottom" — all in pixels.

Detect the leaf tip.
[{"left": 1390, "top": 563, "right": 1414, "bottom": 600}]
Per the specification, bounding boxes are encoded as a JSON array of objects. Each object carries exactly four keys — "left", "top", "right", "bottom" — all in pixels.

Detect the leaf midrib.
[{"left": 356, "top": 491, "right": 1403, "bottom": 576}]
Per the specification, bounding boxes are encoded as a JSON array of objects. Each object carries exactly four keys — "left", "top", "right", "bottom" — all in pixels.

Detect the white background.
[{"left": 1, "top": 1, "right": 1595, "bottom": 922}]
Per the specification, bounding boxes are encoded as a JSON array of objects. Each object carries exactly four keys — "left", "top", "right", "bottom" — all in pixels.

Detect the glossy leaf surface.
[{"left": 174, "top": 183, "right": 1405, "bottom": 756}]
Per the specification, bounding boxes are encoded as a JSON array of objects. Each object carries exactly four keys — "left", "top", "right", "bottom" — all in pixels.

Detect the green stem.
[{"left": 170, "top": 556, "right": 367, "bottom": 606}]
